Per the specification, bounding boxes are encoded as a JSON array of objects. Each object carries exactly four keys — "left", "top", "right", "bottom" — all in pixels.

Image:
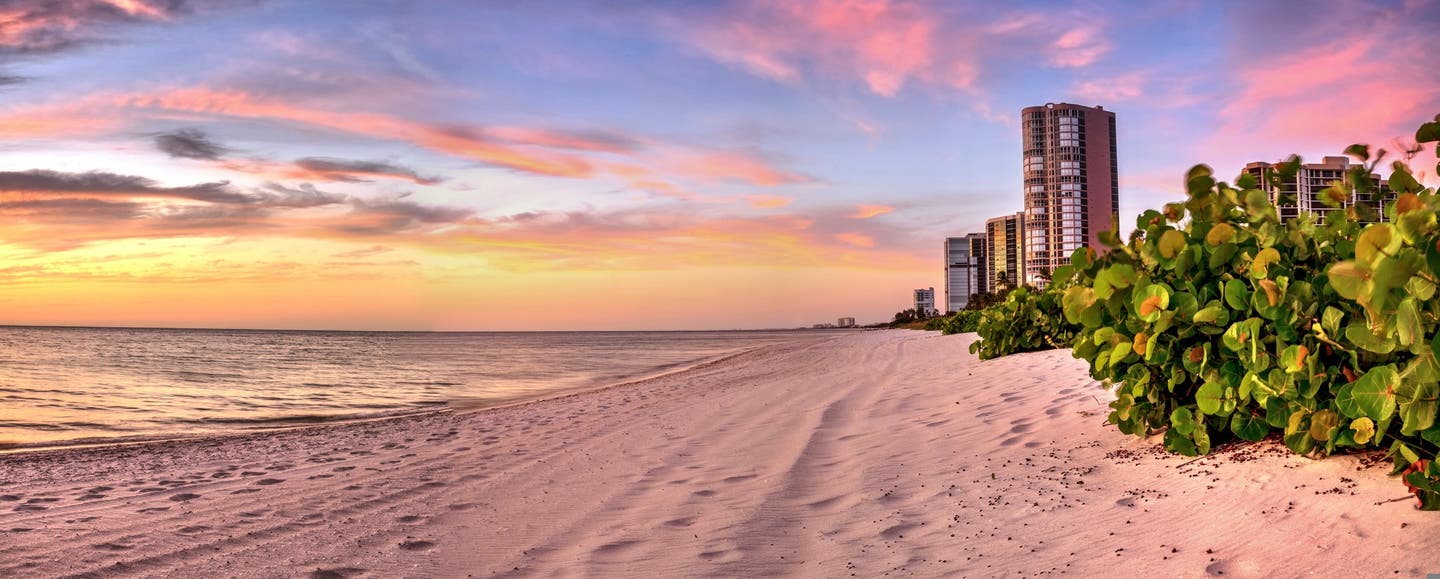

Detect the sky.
[{"left": 0, "top": 0, "right": 1437, "bottom": 331}]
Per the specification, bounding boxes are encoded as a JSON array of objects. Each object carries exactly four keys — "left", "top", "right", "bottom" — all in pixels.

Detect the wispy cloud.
[
  {"left": 155, "top": 128, "right": 230, "bottom": 160},
  {"left": 0, "top": 0, "right": 245, "bottom": 55},
  {"left": 850, "top": 204, "right": 894, "bottom": 219}
]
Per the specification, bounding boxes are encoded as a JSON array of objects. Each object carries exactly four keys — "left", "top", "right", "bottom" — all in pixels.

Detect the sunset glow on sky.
[{"left": 1, "top": 0, "right": 1438, "bottom": 330}]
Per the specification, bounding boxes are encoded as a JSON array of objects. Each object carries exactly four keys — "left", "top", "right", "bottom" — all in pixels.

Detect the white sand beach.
[{"left": 0, "top": 330, "right": 1435, "bottom": 577}]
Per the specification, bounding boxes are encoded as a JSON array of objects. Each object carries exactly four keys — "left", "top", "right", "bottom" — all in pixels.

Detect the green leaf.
[
  {"left": 1230, "top": 412, "right": 1268, "bottom": 442},
  {"left": 1171, "top": 407, "right": 1196, "bottom": 436},
  {"left": 1336, "top": 365, "right": 1399, "bottom": 422},
  {"left": 1310, "top": 409, "right": 1340, "bottom": 442},
  {"left": 1389, "top": 164, "right": 1424, "bottom": 195},
  {"left": 1417, "top": 121, "right": 1440, "bottom": 143},
  {"left": 1206, "top": 223, "right": 1236, "bottom": 246},
  {"left": 1356, "top": 223, "right": 1400, "bottom": 265},
  {"left": 1132, "top": 284, "right": 1170, "bottom": 323},
  {"left": 1327, "top": 261, "right": 1370, "bottom": 300},
  {"left": 1158, "top": 230, "right": 1186, "bottom": 260},
  {"left": 1062, "top": 286, "right": 1096, "bottom": 325},
  {"left": 1099, "top": 263, "right": 1137, "bottom": 290},
  {"left": 1193, "top": 303, "right": 1229, "bottom": 326},
  {"left": 1223, "top": 278, "right": 1250, "bottom": 311},
  {"left": 1398, "top": 297, "right": 1422, "bottom": 347},
  {"left": 1251, "top": 248, "right": 1281, "bottom": 279},
  {"left": 1344, "top": 143, "right": 1370, "bottom": 161},
  {"left": 1397, "top": 380, "right": 1439, "bottom": 436},
  {"left": 1351, "top": 417, "right": 1376, "bottom": 445},
  {"left": 1346, "top": 322, "right": 1396, "bottom": 354},
  {"left": 1196, "top": 380, "right": 1226, "bottom": 415},
  {"left": 1279, "top": 345, "right": 1309, "bottom": 374},
  {"left": 1321, "top": 307, "right": 1344, "bottom": 337},
  {"left": 1164, "top": 428, "right": 1198, "bottom": 456}
]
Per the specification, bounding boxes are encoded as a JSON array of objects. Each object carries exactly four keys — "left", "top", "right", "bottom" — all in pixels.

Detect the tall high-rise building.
[
  {"left": 985, "top": 213, "right": 1025, "bottom": 292},
  {"left": 1021, "top": 103, "right": 1118, "bottom": 285},
  {"left": 1242, "top": 156, "right": 1395, "bottom": 223},
  {"left": 914, "top": 287, "right": 936, "bottom": 317},
  {"left": 944, "top": 233, "right": 987, "bottom": 312}
]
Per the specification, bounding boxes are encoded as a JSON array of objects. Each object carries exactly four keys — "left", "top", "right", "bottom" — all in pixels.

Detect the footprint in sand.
[
  {"left": 137, "top": 507, "right": 170, "bottom": 513},
  {"left": 169, "top": 493, "right": 201, "bottom": 502},
  {"left": 398, "top": 540, "right": 435, "bottom": 551},
  {"left": 94, "top": 542, "right": 133, "bottom": 551},
  {"left": 692, "top": 490, "right": 718, "bottom": 497},
  {"left": 593, "top": 540, "right": 643, "bottom": 557},
  {"left": 254, "top": 478, "right": 286, "bottom": 486},
  {"left": 177, "top": 525, "right": 211, "bottom": 534},
  {"left": 310, "top": 568, "right": 366, "bottom": 579},
  {"left": 721, "top": 475, "right": 756, "bottom": 484},
  {"left": 663, "top": 517, "right": 697, "bottom": 528},
  {"left": 397, "top": 515, "right": 425, "bottom": 524}
]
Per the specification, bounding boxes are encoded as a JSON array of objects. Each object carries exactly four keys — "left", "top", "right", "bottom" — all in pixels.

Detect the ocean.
[{"left": 0, "top": 326, "right": 847, "bottom": 449}]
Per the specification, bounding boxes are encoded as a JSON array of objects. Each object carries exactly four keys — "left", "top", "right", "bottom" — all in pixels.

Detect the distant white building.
[
  {"left": 837, "top": 317, "right": 856, "bottom": 328},
  {"left": 914, "top": 287, "right": 937, "bottom": 317},
  {"left": 944, "top": 233, "right": 987, "bottom": 312},
  {"left": 1243, "top": 156, "right": 1396, "bottom": 223}
]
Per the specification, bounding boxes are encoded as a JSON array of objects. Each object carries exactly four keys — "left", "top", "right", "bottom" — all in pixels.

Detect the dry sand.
[{"left": 0, "top": 330, "right": 1436, "bottom": 578}]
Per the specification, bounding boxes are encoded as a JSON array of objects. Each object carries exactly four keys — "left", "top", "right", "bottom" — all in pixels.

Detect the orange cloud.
[
  {"left": 671, "top": 151, "right": 811, "bottom": 186},
  {"left": 119, "top": 88, "right": 598, "bottom": 178},
  {"left": 0, "top": 99, "right": 118, "bottom": 139},
  {"left": 850, "top": 204, "right": 894, "bottom": 219},
  {"left": 834, "top": 232, "right": 875, "bottom": 248},
  {"left": 745, "top": 195, "right": 793, "bottom": 209}
]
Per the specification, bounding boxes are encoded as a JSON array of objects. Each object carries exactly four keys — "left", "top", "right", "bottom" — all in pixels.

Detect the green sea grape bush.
[
  {"left": 1062, "top": 115, "right": 1440, "bottom": 507},
  {"left": 935, "top": 309, "right": 981, "bottom": 334},
  {"left": 968, "top": 273, "right": 1082, "bottom": 360}
]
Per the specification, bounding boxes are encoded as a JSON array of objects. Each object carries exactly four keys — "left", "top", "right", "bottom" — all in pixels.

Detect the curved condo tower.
[{"left": 1020, "top": 103, "right": 1118, "bottom": 286}]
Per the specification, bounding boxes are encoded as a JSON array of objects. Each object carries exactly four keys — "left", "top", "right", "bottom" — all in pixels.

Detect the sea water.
[{"left": 0, "top": 326, "right": 846, "bottom": 448}]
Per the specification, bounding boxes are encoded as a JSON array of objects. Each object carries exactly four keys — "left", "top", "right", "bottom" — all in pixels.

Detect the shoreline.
[
  {"left": 2, "top": 330, "right": 1435, "bottom": 577},
  {"left": 0, "top": 337, "right": 813, "bottom": 456}
]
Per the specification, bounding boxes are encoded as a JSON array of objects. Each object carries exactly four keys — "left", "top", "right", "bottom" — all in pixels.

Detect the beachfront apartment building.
[
  {"left": 985, "top": 212, "right": 1026, "bottom": 292},
  {"left": 1021, "top": 103, "right": 1118, "bottom": 286},
  {"left": 914, "top": 287, "right": 937, "bottom": 317},
  {"left": 1242, "top": 156, "right": 1396, "bottom": 223},
  {"left": 837, "top": 317, "right": 856, "bottom": 328},
  {"left": 944, "top": 233, "right": 988, "bottom": 312}
]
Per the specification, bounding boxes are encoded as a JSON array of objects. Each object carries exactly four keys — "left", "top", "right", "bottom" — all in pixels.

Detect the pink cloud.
[
  {"left": 1202, "top": 1, "right": 1440, "bottom": 180},
  {"left": 1071, "top": 72, "right": 1145, "bottom": 102},
  {"left": 684, "top": 0, "right": 966, "bottom": 97},
  {"left": 850, "top": 204, "right": 894, "bottom": 219},
  {"left": 672, "top": 0, "right": 1115, "bottom": 123},
  {"left": 1049, "top": 27, "right": 1111, "bottom": 68},
  {"left": 834, "top": 232, "right": 876, "bottom": 248},
  {"left": 669, "top": 150, "right": 812, "bottom": 186}
]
